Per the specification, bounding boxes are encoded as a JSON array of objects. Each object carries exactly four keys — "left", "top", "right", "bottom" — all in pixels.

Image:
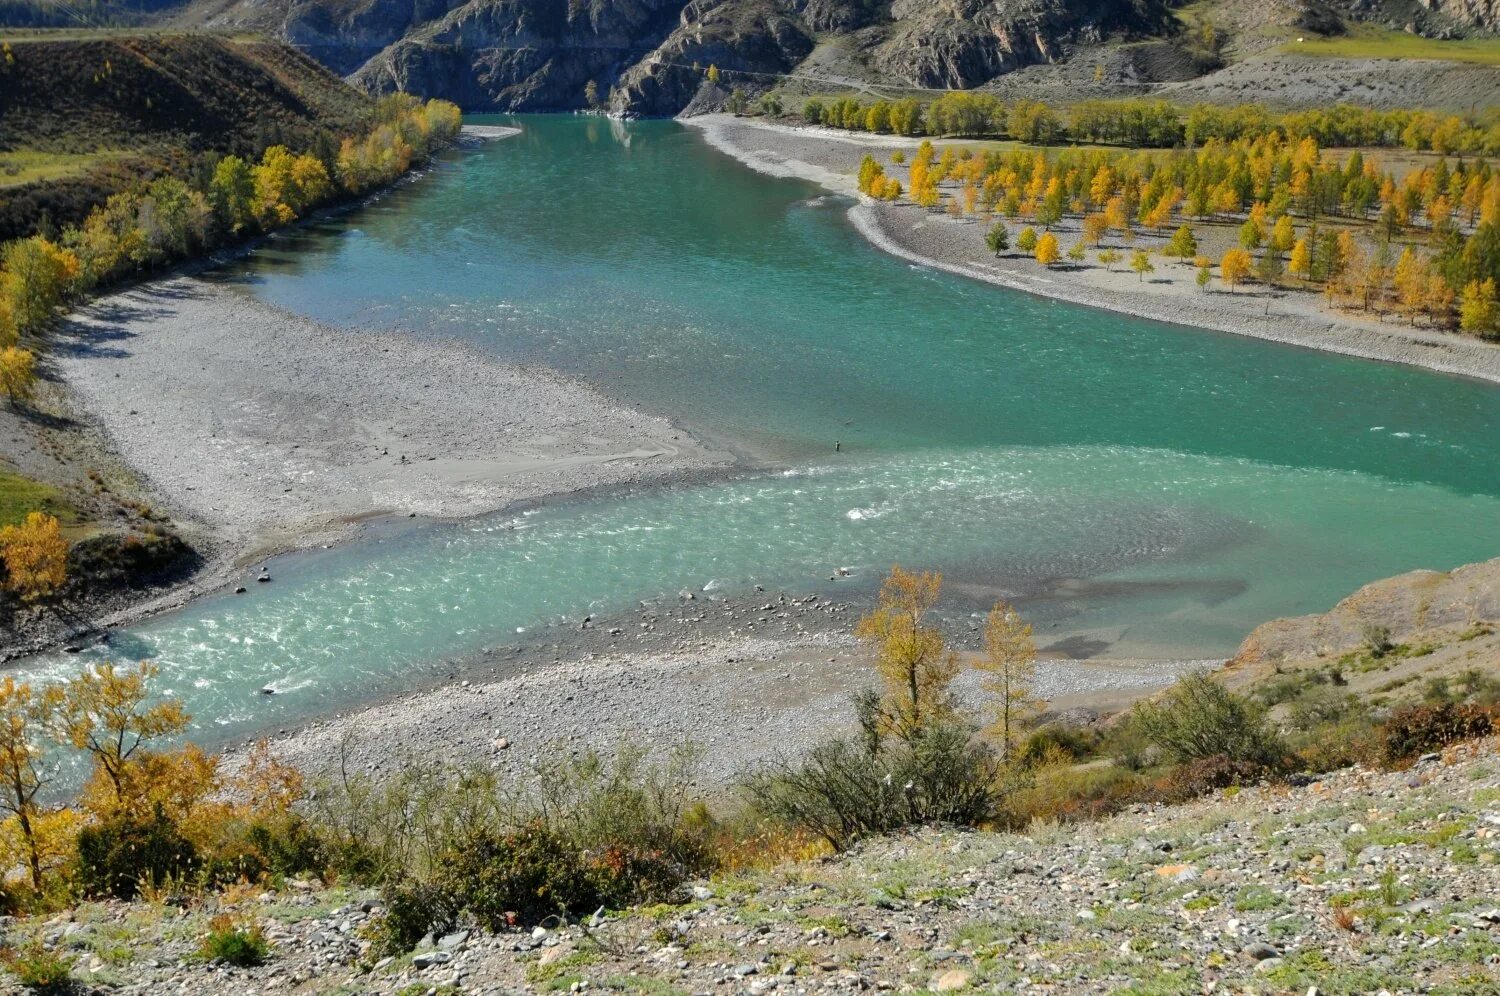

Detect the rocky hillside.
[
  {"left": 154, "top": 0, "right": 1500, "bottom": 115},
  {"left": 1223, "top": 555, "right": 1500, "bottom": 708},
  {"left": 0, "top": 34, "right": 375, "bottom": 237},
  {"left": 10, "top": 738, "right": 1497, "bottom": 993}
]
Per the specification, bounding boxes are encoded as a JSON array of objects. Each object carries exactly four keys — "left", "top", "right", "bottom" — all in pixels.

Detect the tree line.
[
  {"left": 802, "top": 93, "right": 1500, "bottom": 155},
  {"left": 857, "top": 131, "right": 1500, "bottom": 336},
  {"left": 0, "top": 95, "right": 463, "bottom": 405}
]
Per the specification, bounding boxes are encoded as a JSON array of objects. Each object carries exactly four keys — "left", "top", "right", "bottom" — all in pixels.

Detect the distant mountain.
[{"left": 28, "top": 0, "right": 1500, "bottom": 115}]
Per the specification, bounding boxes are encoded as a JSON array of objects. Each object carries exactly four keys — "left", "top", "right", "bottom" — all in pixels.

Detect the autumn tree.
[
  {"left": 1034, "top": 231, "right": 1060, "bottom": 266},
  {"left": 706, "top": 64, "right": 720, "bottom": 85},
  {"left": 1081, "top": 213, "right": 1108, "bottom": 247},
  {"left": 0, "top": 238, "right": 79, "bottom": 341},
  {"left": 1097, "top": 248, "right": 1122, "bottom": 271},
  {"left": 1461, "top": 278, "right": 1498, "bottom": 336},
  {"left": 583, "top": 80, "right": 599, "bottom": 108},
  {"left": 1130, "top": 248, "right": 1155, "bottom": 282},
  {"left": 1289, "top": 237, "right": 1312, "bottom": 281},
  {"left": 853, "top": 567, "right": 959, "bottom": 740},
  {"left": 1016, "top": 227, "right": 1039, "bottom": 254},
  {"left": 0, "top": 677, "right": 62, "bottom": 891},
  {"left": 56, "top": 661, "right": 190, "bottom": 811},
  {"left": 985, "top": 222, "right": 1010, "bottom": 256},
  {"left": 1269, "top": 215, "right": 1296, "bottom": 255},
  {"left": 0, "top": 512, "right": 68, "bottom": 604},
  {"left": 0, "top": 346, "right": 36, "bottom": 407},
  {"left": 976, "top": 602, "right": 1037, "bottom": 761},
  {"left": 1220, "top": 248, "right": 1252, "bottom": 292},
  {"left": 1196, "top": 262, "right": 1212, "bottom": 291},
  {"left": 1067, "top": 241, "right": 1087, "bottom": 264}
]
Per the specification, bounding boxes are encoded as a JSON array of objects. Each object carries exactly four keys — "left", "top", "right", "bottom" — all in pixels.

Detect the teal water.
[{"left": 14, "top": 115, "right": 1500, "bottom": 741}]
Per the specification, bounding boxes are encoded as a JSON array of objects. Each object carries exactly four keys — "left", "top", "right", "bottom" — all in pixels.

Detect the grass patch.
[
  {"left": 0, "top": 463, "right": 81, "bottom": 530},
  {"left": 0, "top": 150, "right": 126, "bottom": 188},
  {"left": 1283, "top": 28, "right": 1500, "bottom": 66}
]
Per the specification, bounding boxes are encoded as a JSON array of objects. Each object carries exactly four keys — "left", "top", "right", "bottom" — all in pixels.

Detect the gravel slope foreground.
[
  {"left": 686, "top": 115, "right": 1500, "bottom": 387},
  {"left": 53, "top": 276, "right": 725, "bottom": 563},
  {"left": 15, "top": 738, "right": 1500, "bottom": 994}
]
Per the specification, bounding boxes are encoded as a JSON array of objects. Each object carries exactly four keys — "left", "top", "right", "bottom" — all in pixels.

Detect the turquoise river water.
[{"left": 14, "top": 115, "right": 1500, "bottom": 742}]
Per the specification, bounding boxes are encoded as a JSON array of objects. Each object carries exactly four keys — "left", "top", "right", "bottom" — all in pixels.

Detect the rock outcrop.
[
  {"left": 188, "top": 0, "right": 1174, "bottom": 114},
  {"left": 178, "top": 0, "right": 1494, "bottom": 115}
]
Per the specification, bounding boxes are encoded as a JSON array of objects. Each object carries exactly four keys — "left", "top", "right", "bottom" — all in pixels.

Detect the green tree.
[
  {"left": 1163, "top": 225, "right": 1197, "bottom": 260},
  {"left": 209, "top": 156, "right": 256, "bottom": 236},
  {"left": 985, "top": 222, "right": 1010, "bottom": 257},
  {"left": 1016, "top": 227, "right": 1039, "bottom": 254},
  {"left": 1238, "top": 217, "right": 1263, "bottom": 251}
]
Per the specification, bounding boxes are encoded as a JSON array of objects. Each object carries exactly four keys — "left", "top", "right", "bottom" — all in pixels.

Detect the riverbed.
[{"left": 13, "top": 115, "right": 1500, "bottom": 762}]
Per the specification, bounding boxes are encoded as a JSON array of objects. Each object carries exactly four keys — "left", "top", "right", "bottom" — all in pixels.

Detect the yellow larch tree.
[
  {"left": 0, "top": 677, "right": 63, "bottom": 891},
  {"left": 0, "top": 346, "right": 36, "bottom": 407},
  {"left": 1034, "top": 231, "right": 1060, "bottom": 266},
  {"left": 854, "top": 567, "right": 960, "bottom": 740},
  {"left": 1220, "top": 248, "right": 1252, "bottom": 293},
  {"left": 56, "top": 661, "right": 190, "bottom": 811},
  {"left": 0, "top": 511, "right": 68, "bottom": 604},
  {"left": 976, "top": 602, "right": 1038, "bottom": 761}
]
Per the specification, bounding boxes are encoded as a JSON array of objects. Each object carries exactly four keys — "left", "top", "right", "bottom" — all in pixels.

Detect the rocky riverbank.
[
  {"left": 686, "top": 115, "right": 1500, "bottom": 386},
  {"left": 19, "top": 737, "right": 1499, "bottom": 993},
  {"left": 222, "top": 585, "right": 1207, "bottom": 794}
]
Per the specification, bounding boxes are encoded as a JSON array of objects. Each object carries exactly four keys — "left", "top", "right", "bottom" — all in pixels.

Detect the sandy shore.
[
  {"left": 686, "top": 114, "right": 1500, "bottom": 386},
  {"left": 55, "top": 276, "right": 726, "bottom": 568}
]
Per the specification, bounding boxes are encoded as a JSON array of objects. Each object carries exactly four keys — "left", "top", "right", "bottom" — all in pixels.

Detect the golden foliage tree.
[
  {"left": 1130, "top": 248, "right": 1156, "bottom": 282},
  {"left": 0, "top": 346, "right": 36, "bottom": 407},
  {"left": 1034, "top": 231, "right": 1060, "bottom": 266},
  {"left": 0, "top": 677, "right": 62, "bottom": 890},
  {"left": 975, "top": 602, "right": 1037, "bottom": 760},
  {"left": 0, "top": 511, "right": 68, "bottom": 604},
  {"left": 56, "top": 661, "right": 190, "bottom": 810},
  {"left": 1220, "top": 248, "right": 1252, "bottom": 292},
  {"left": 854, "top": 567, "right": 959, "bottom": 739}
]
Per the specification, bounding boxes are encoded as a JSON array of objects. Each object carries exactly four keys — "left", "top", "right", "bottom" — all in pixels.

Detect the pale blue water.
[{"left": 13, "top": 116, "right": 1500, "bottom": 743}]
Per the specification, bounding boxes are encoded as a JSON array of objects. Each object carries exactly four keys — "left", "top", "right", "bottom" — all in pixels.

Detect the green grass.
[
  {"left": 0, "top": 463, "right": 80, "bottom": 529},
  {"left": 0, "top": 150, "right": 126, "bottom": 188},
  {"left": 1284, "top": 28, "right": 1500, "bottom": 66}
]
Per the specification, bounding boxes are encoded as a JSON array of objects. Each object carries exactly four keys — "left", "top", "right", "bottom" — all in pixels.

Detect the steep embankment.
[
  {"left": 0, "top": 34, "right": 374, "bottom": 238},
  {"left": 163, "top": 0, "right": 1500, "bottom": 115},
  {"left": 1223, "top": 555, "right": 1500, "bottom": 705}
]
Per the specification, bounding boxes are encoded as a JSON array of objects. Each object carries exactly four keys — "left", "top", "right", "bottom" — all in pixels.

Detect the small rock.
[
  {"left": 932, "top": 969, "right": 972, "bottom": 991},
  {"left": 1243, "top": 942, "right": 1281, "bottom": 961},
  {"left": 412, "top": 950, "right": 452, "bottom": 968}
]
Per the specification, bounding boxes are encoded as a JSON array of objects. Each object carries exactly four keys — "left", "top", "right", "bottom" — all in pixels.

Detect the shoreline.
[
  {"left": 684, "top": 114, "right": 1500, "bottom": 387},
  {"left": 217, "top": 585, "right": 1211, "bottom": 792}
]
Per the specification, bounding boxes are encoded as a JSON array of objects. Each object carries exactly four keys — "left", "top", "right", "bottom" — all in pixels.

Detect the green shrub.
[
  {"left": 76, "top": 810, "right": 198, "bottom": 899},
  {"left": 438, "top": 824, "right": 609, "bottom": 930},
  {"left": 369, "top": 879, "right": 461, "bottom": 956},
  {"left": 743, "top": 721, "right": 1009, "bottom": 850},
  {"left": 199, "top": 916, "right": 270, "bottom": 967},
  {"left": 1130, "top": 673, "right": 1285, "bottom": 769},
  {"left": 1016, "top": 724, "right": 1100, "bottom": 766},
  {"left": 2, "top": 945, "right": 73, "bottom": 993},
  {"left": 1382, "top": 703, "right": 1496, "bottom": 764}
]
